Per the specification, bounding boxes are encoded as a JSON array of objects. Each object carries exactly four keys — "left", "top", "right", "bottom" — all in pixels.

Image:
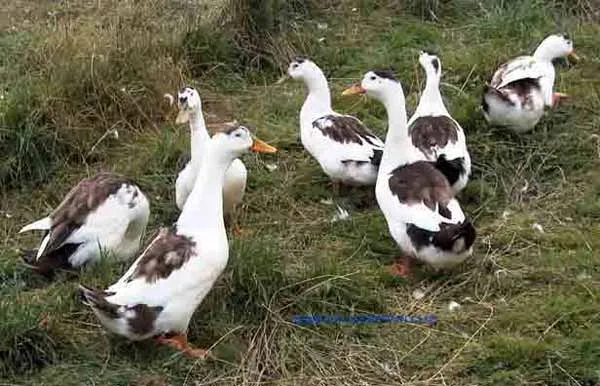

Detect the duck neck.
[
  {"left": 189, "top": 110, "right": 210, "bottom": 168},
  {"left": 378, "top": 87, "right": 412, "bottom": 175},
  {"left": 532, "top": 44, "right": 558, "bottom": 105},
  {"left": 300, "top": 72, "right": 332, "bottom": 121},
  {"left": 533, "top": 40, "right": 560, "bottom": 62},
  {"left": 415, "top": 71, "right": 446, "bottom": 116},
  {"left": 177, "top": 143, "right": 229, "bottom": 234}
]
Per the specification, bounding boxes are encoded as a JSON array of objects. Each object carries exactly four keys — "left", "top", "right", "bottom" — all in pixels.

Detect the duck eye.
[
  {"left": 292, "top": 63, "right": 299, "bottom": 68},
  {"left": 234, "top": 132, "right": 242, "bottom": 138},
  {"left": 370, "top": 76, "right": 377, "bottom": 81}
]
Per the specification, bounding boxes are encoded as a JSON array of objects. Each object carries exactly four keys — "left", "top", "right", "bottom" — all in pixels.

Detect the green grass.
[{"left": 1, "top": 0, "right": 600, "bottom": 385}]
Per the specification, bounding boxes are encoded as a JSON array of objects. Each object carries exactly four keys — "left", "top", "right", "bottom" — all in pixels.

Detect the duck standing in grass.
[
  {"left": 172, "top": 87, "right": 248, "bottom": 231},
  {"left": 79, "top": 124, "right": 277, "bottom": 358},
  {"left": 286, "top": 57, "right": 384, "bottom": 191},
  {"left": 18, "top": 173, "right": 150, "bottom": 276},
  {"left": 482, "top": 34, "right": 579, "bottom": 132},
  {"left": 343, "top": 71, "right": 475, "bottom": 277},
  {"left": 409, "top": 51, "right": 471, "bottom": 193}
]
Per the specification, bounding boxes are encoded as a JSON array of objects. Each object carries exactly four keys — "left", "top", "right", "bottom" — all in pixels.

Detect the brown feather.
[
  {"left": 126, "top": 227, "right": 196, "bottom": 283},
  {"left": 388, "top": 161, "right": 453, "bottom": 211},
  {"left": 313, "top": 115, "right": 381, "bottom": 147},
  {"left": 42, "top": 173, "right": 135, "bottom": 258},
  {"left": 409, "top": 116, "right": 458, "bottom": 158}
]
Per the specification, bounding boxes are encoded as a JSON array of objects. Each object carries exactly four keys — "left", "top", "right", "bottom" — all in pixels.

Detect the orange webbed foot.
[
  {"left": 387, "top": 256, "right": 413, "bottom": 278},
  {"left": 155, "top": 334, "right": 208, "bottom": 359},
  {"left": 552, "top": 92, "right": 569, "bottom": 108}
]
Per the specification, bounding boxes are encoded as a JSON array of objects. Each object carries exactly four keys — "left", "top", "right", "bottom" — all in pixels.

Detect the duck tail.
[
  {"left": 433, "top": 221, "right": 476, "bottom": 254},
  {"left": 78, "top": 284, "right": 119, "bottom": 319}
]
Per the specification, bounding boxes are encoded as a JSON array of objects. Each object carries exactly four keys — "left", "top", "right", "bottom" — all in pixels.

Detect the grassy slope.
[{"left": 1, "top": 1, "right": 600, "bottom": 385}]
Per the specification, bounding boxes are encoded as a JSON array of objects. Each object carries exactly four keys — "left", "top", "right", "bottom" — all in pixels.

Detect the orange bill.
[
  {"left": 568, "top": 50, "right": 580, "bottom": 62},
  {"left": 251, "top": 138, "right": 277, "bottom": 154},
  {"left": 341, "top": 84, "right": 366, "bottom": 96}
]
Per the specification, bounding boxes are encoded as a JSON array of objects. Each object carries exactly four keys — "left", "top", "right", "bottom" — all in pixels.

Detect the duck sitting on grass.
[{"left": 18, "top": 173, "right": 150, "bottom": 277}]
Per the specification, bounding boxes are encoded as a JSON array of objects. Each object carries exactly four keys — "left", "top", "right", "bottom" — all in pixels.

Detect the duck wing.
[{"left": 490, "top": 56, "right": 545, "bottom": 90}]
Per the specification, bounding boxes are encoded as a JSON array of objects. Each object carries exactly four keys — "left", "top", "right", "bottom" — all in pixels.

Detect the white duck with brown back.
[
  {"left": 287, "top": 57, "right": 384, "bottom": 188},
  {"left": 79, "top": 124, "right": 277, "bottom": 358},
  {"left": 18, "top": 173, "right": 150, "bottom": 275},
  {"left": 408, "top": 51, "right": 471, "bottom": 193},
  {"left": 482, "top": 34, "right": 579, "bottom": 132},
  {"left": 343, "top": 71, "right": 476, "bottom": 277}
]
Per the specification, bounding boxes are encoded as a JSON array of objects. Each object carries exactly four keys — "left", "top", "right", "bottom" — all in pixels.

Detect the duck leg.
[
  {"left": 387, "top": 256, "right": 414, "bottom": 278},
  {"left": 552, "top": 92, "right": 569, "bottom": 108},
  {"left": 232, "top": 226, "right": 252, "bottom": 237},
  {"left": 226, "top": 213, "right": 251, "bottom": 238},
  {"left": 155, "top": 333, "right": 208, "bottom": 359}
]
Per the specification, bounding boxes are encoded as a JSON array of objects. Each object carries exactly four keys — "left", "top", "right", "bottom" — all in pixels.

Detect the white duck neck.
[
  {"left": 533, "top": 41, "right": 559, "bottom": 62},
  {"left": 300, "top": 70, "right": 333, "bottom": 121},
  {"left": 414, "top": 69, "right": 447, "bottom": 116},
  {"left": 189, "top": 110, "right": 210, "bottom": 167},
  {"left": 177, "top": 142, "right": 229, "bottom": 234},
  {"left": 532, "top": 43, "right": 558, "bottom": 105},
  {"left": 377, "top": 85, "right": 414, "bottom": 175}
]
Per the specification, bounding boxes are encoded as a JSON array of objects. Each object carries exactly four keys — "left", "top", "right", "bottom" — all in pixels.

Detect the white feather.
[
  {"left": 491, "top": 56, "right": 546, "bottom": 89},
  {"left": 177, "top": 158, "right": 247, "bottom": 216},
  {"left": 19, "top": 217, "right": 51, "bottom": 233}
]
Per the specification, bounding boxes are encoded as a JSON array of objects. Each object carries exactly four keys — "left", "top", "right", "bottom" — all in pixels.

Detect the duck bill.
[
  {"left": 175, "top": 110, "right": 190, "bottom": 124},
  {"left": 251, "top": 138, "right": 277, "bottom": 154},
  {"left": 568, "top": 50, "right": 580, "bottom": 63},
  {"left": 342, "top": 84, "right": 366, "bottom": 96}
]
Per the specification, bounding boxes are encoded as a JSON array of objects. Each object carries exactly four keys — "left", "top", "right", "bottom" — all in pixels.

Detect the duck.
[
  {"left": 482, "top": 34, "right": 579, "bottom": 132},
  {"left": 79, "top": 123, "right": 277, "bottom": 358},
  {"left": 18, "top": 173, "right": 150, "bottom": 275},
  {"left": 343, "top": 71, "right": 476, "bottom": 277},
  {"left": 409, "top": 51, "right": 471, "bottom": 193},
  {"left": 173, "top": 86, "right": 248, "bottom": 222},
  {"left": 286, "top": 57, "right": 384, "bottom": 190}
]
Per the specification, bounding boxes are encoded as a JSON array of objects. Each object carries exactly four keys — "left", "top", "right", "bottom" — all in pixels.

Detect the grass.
[{"left": 1, "top": 0, "right": 600, "bottom": 385}]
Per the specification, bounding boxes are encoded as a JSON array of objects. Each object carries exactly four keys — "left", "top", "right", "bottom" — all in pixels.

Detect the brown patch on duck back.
[
  {"left": 499, "top": 78, "right": 541, "bottom": 109},
  {"left": 128, "top": 227, "right": 196, "bottom": 283},
  {"left": 43, "top": 173, "right": 135, "bottom": 258},
  {"left": 127, "top": 304, "right": 164, "bottom": 335},
  {"left": 409, "top": 116, "right": 458, "bottom": 157},
  {"left": 313, "top": 115, "right": 382, "bottom": 147},
  {"left": 388, "top": 161, "right": 453, "bottom": 211}
]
